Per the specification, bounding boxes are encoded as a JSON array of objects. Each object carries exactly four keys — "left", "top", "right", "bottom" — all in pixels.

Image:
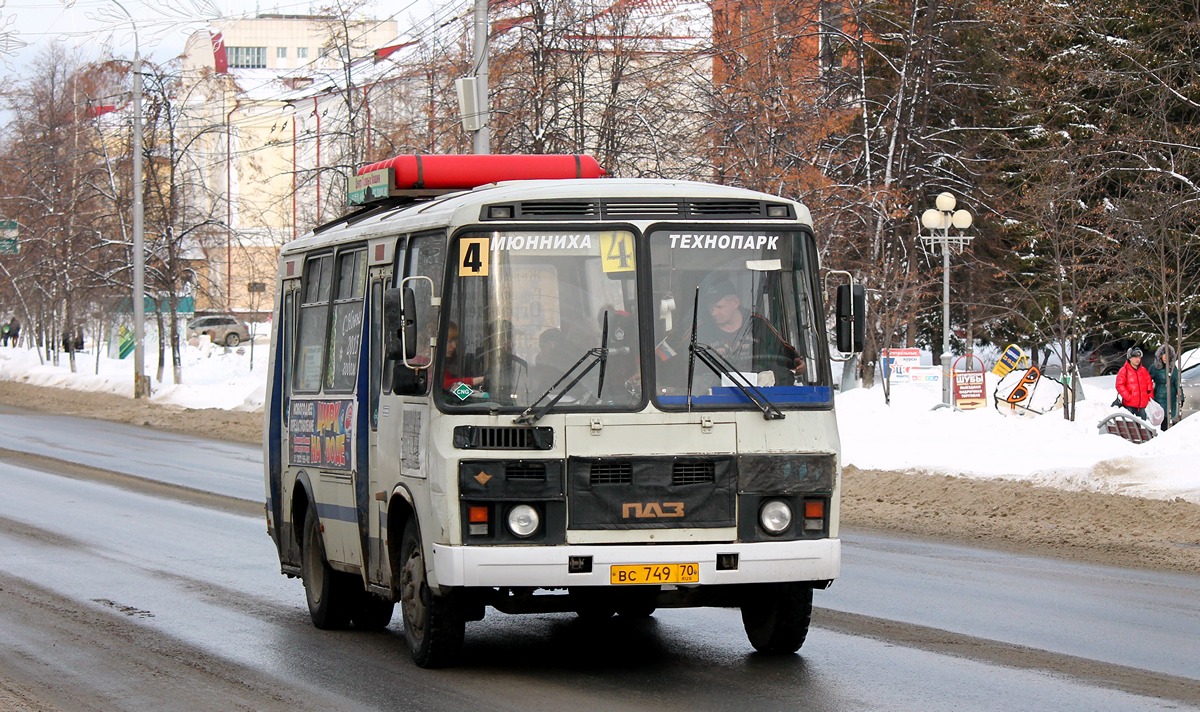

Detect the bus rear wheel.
[
  {"left": 399, "top": 518, "right": 464, "bottom": 668},
  {"left": 301, "top": 507, "right": 355, "bottom": 629},
  {"left": 740, "top": 583, "right": 813, "bottom": 654}
]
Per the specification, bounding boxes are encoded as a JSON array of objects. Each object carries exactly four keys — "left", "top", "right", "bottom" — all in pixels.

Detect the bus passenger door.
[
  {"left": 367, "top": 239, "right": 397, "bottom": 587},
  {"left": 271, "top": 279, "right": 300, "bottom": 565}
]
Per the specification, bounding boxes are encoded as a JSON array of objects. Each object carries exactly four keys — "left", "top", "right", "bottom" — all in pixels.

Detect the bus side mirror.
[
  {"left": 836, "top": 284, "right": 865, "bottom": 353},
  {"left": 384, "top": 287, "right": 418, "bottom": 361},
  {"left": 391, "top": 362, "right": 429, "bottom": 395}
]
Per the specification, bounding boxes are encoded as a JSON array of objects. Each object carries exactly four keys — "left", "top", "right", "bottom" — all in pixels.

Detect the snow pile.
[{"left": 0, "top": 342, "right": 1196, "bottom": 503}]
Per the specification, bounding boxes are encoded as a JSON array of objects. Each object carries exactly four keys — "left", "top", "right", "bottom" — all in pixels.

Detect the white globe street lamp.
[{"left": 920, "top": 192, "right": 974, "bottom": 407}]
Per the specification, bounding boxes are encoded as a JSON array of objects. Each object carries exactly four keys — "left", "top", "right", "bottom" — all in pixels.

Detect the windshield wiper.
[
  {"left": 685, "top": 287, "right": 784, "bottom": 420},
  {"left": 514, "top": 313, "right": 611, "bottom": 425}
]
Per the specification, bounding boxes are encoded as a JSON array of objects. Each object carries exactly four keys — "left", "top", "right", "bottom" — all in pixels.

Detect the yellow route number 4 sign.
[
  {"left": 458, "top": 237, "right": 490, "bottom": 277},
  {"left": 601, "top": 231, "right": 635, "bottom": 273}
]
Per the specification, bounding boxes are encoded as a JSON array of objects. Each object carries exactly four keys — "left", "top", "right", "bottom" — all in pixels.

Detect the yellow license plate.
[{"left": 610, "top": 563, "right": 700, "bottom": 585}]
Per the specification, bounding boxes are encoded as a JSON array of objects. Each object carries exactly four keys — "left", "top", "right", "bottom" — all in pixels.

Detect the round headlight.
[
  {"left": 506, "top": 504, "right": 540, "bottom": 538},
  {"left": 759, "top": 500, "right": 793, "bottom": 535}
]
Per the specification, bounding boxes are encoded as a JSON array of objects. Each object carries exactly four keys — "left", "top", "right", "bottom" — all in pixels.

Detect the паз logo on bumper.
[{"left": 621, "top": 502, "right": 685, "bottom": 519}]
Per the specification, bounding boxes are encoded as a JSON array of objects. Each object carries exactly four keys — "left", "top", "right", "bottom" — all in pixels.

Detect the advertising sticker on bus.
[{"left": 288, "top": 399, "right": 355, "bottom": 470}]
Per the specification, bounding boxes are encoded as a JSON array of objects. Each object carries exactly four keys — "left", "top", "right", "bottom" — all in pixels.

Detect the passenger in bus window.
[
  {"left": 599, "top": 307, "right": 639, "bottom": 397},
  {"left": 443, "top": 321, "right": 483, "bottom": 391},
  {"left": 479, "top": 319, "right": 527, "bottom": 402},
  {"left": 534, "top": 328, "right": 568, "bottom": 378}
]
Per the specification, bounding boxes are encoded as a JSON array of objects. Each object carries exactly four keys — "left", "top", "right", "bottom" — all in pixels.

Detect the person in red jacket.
[{"left": 1115, "top": 347, "right": 1154, "bottom": 419}]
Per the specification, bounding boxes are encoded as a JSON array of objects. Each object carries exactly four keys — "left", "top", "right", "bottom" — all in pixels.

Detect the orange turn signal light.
[
  {"left": 804, "top": 500, "right": 825, "bottom": 518},
  {"left": 468, "top": 505, "right": 489, "bottom": 523}
]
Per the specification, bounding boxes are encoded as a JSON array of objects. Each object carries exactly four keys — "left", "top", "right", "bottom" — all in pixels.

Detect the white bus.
[{"left": 264, "top": 154, "right": 863, "bottom": 667}]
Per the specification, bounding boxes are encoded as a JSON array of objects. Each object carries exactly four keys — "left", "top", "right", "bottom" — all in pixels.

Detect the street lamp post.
[
  {"left": 112, "top": 0, "right": 149, "bottom": 398},
  {"left": 921, "top": 192, "right": 973, "bottom": 407}
]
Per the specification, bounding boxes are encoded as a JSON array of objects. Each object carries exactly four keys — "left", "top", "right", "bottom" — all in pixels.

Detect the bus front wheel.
[
  {"left": 301, "top": 507, "right": 355, "bottom": 629},
  {"left": 740, "top": 583, "right": 813, "bottom": 654},
  {"left": 399, "top": 518, "right": 464, "bottom": 668}
]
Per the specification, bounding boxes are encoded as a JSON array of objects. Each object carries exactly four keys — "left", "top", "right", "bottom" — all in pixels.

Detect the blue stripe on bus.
[
  {"left": 316, "top": 501, "right": 361, "bottom": 523},
  {"left": 658, "top": 385, "right": 832, "bottom": 405}
]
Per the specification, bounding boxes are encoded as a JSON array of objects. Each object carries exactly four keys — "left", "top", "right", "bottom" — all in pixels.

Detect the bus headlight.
[
  {"left": 759, "top": 500, "right": 793, "bottom": 535},
  {"left": 507, "top": 504, "right": 540, "bottom": 538}
]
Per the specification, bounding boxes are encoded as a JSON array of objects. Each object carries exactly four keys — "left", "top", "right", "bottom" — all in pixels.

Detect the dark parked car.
[
  {"left": 187, "top": 315, "right": 250, "bottom": 347},
  {"left": 1077, "top": 335, "right": 1137, "bottom": 377}
]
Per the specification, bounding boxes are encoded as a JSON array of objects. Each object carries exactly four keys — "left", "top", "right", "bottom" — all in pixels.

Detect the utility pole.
[
  {"left": 472, "top": 0, "right": 490, "bottom": 154},
  {"left": 114, "top": 0, "right": 150, "bottom": 398}
]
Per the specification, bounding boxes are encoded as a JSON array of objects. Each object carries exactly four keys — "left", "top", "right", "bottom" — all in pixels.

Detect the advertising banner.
[
  {"left": 289, "top": 399, "right": 355, "bottom": 470},
  {"left": 992, "top": 344, "right": 1028, "bottom": 377},
  {"left": 882, "top": 348, "right": 921, "bottom": 380},
  {"left": 952, "top": 354, "right": 987, "bottom": 410}
]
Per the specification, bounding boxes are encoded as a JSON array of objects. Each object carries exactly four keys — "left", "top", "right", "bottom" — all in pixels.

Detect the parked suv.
[
  {"left": 187, "top": 315, "right": 250, "bottom": 347},
  {"left": 1077, "top": 334, "right": 1137, "bottom": 377},
  {"left": 1179, "top": 363, "right": 1200, "bottom": 422}
]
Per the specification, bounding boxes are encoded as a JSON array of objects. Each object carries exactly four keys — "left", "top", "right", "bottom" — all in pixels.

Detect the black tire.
[
  {"left": 224, "top": 332, "right": 241, "bottom": 347},
  {"left": 570, "top": 588, "right": 615, "bottom": 620},
  {"left": 301, "top": 507, "right": 355, "bottom": 629},
  {"left": 574, "top": 605, "right": 616, "bottom": 621},
  {"left": 741, "top": 583, "right": 814, "bottom": 654},
  {"left": 399, "top": 518, "right": 464, "bottom": 668},
  {"left": 615, "top": 588, "right": 658, "bottom": 619},
  {"left": 615, "top": 601, "right": 656, "bottom": 619},
  {"left": 352, "top": 591, "right": 396, "bottom": 631}
]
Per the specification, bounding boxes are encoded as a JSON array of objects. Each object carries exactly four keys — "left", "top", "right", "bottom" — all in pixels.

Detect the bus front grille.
[
  {"left": 506, "top": 462, "right": 547, "bottom": 481},
  {"left": 453, "top": 425, "right": 554, "bottom": 450},
  {"left": 672, "top": 460, "right": 715, "bottom": 485},
  {"left": 568, "top": 456, "right": 735, "bottom": 529},
  {"left": 590, "top": 461, "right": 633, "bottom": 485}
]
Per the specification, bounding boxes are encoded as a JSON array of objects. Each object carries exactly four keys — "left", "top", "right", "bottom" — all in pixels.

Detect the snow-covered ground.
[{"left": 0, "top": 340, "right": 1196, "bottom": 504}]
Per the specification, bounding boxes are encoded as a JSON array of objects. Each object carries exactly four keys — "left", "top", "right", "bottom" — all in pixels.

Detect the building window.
[
  {"left": 276, "top": 46, "right": 288, "bottom": 59},
  {"left": 228, "top": 46, "right": 267, "bottom": 69},
  {"left": 297, "top": 46, "right": 309, "bottom": 59}
]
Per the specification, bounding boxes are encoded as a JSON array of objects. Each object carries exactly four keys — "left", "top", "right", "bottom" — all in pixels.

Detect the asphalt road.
[{"left": 0, "top": 411, "right": 1197, "bottom": 710}]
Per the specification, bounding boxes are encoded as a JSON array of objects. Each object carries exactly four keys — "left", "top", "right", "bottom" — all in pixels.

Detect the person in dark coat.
[
  {"left": 1115, "top": 347, "right": 1154, "bottom": 419},
  {"left": 1147, "top": 345, "right": 1181, "bottom": 431},
  {"left": 5, "top": 317, "right": 19, "bottom": 347}
]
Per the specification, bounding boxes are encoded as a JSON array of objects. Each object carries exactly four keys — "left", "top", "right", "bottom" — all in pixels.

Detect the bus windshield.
[
  {"left": 440, "top": 229, "right": 642, "bottom": 411},
  {"left": 648, "top": 227, "right": 825, "bottom": 409}
]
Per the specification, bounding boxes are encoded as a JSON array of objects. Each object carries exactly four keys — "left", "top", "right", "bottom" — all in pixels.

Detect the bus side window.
[
  {"left": 370, "top": 278, "right": 383, "bottom": 427},
  {"left": 294, "top": 254, "right": 333, "bottom": 392},
  {"left": 405, "top": 232, "right": 445, "bottom": 371},
  {"left": 325, "top": 249, "right": 367, "bottom": 392},
  {"left": 282, "top": 289, "right": 295, "bottom": 411}
]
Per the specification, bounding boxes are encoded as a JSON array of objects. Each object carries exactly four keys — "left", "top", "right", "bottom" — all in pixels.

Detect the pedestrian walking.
[
  {"left": 1115, "top": 347, "right": 1154, "bottom": 419},
  {"left": 1147, "top": 345, "right": 1181, "bottom": 431}
]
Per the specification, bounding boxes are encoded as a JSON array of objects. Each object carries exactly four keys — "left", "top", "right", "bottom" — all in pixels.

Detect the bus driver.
[{"left": 693, "top": 279, "right": 805, "bottom": 388}]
